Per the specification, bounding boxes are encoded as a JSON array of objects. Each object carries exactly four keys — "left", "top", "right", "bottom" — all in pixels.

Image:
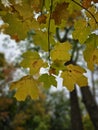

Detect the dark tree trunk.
[
  {"left": 80, "top": 86, "right": 98, "bottom": 130},
  {"left": 70, "top": 88, "right": 83, "bottom": 130}
]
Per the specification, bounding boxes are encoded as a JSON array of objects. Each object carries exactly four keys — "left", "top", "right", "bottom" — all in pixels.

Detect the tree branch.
[{"left": 72, "top": 0, "right": 98, "bottom": 24}]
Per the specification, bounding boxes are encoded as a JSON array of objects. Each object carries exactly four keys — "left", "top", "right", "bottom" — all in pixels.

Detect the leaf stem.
[
  {"left": 72, "top": 0, "right": 98, "bottom": 24},
  {"left": 48, "top": 0, "right": 53, "bottom": 62}
]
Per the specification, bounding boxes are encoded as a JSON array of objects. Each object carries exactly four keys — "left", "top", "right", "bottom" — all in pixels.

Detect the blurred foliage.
[
  {"left": 0, "top": 89, "right": 95, "bottom": 130},
  {"left": 83, "top": 114, "right": 94, "bottom": 130}
]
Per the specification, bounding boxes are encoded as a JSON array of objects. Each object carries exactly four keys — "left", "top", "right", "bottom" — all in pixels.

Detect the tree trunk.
[
  {"left": 80, "top": 86, "right": 98, "bottom": 130},
  {"left": 70, "top": 88, "right": 83, "bottom": 130}
]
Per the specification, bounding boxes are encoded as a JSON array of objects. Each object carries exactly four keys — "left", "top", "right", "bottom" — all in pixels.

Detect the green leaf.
[
  {"left": 10, "top": 75, "right": 40, "bottom": 101},
  {"left": 49, "top": 60, "right": 66, "bottom": 75},
  {"left": 83, "top": 34, "right": 98, "bottom": 70},
  {"left": 33, "top": 30, "right": 49, "bottom": 51},
  {"left": 38, "top": 74, "right": 57, "bottom": 89}
]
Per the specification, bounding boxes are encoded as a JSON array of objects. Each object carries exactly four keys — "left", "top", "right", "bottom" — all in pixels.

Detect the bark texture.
[
  {"left": 80, "top": 86, "right": 98, "bottom": 130},
  {"left": 70, "top": 88, "right": 83, "bottom": 130}
]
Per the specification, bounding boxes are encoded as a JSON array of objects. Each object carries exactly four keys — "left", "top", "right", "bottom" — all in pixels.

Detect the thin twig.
[{"left": 72, "top": 0, "right": 98, "bottom": 24}]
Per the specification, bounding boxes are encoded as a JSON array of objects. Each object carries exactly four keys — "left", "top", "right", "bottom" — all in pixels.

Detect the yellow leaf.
[
  {"left": 61, "top": 64, "right": 88, "bottom": 91},
  {"left": 50, "top": 41, "right": 72, "bottom": 62},
  {"left": 10, "top": 76, "right": 40, "bottom": 101},
  {"left": 61, "top": 71, "right": 75, "bottom": 91},
  {"left": 20, "top": 51, "right": 47, "bottom": 75},
  {"left": 77, "top": 76, "right": 88, "bottom": 87},
  {"left": 30, "top": 59, "right": 47, "bottom": 75}
]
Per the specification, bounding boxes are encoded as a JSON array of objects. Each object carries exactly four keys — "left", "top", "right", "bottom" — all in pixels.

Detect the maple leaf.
[
  {"left": 51, "top": 2, "right": 69, "bottom": 25},
  {"left": 86, "top": 6, "right": 98, "bottom": 30},
  {"left": 11, "top": 0, "right": 33, "bottom": 19},
  {"left": 37, "top": 14, "right": 47, "bottom": 24},
  {"left": 51, "top": 1, "right": 81, "bottom": 26},
  {"left": 38, "top": 74, "right": 57, "bottom": 89},
  {"left": 10, "top": 75, "right": 40, "bottom": 101},
  {"left": 83, "top": 34, "right": 98, "bottom": 71},
  {"left": 49, "top": 60, "right": 66, "bottom": 75},
  {"left": 32, "top": 0, "right": 42, "bottom": 13},
  {"left": 82, "top": 0, "right": 98, "bottom": 8},
  {"left": 67, "top": 0, "right": 81, "bottom": 14},
  {"left": 20, "top": 51, "right": 47, "bottom": 75},
  {"left": 50, "top": 41, "right": 72, "bottom": 62},
  {"left": 33, "top": 30, "right": 49, "bottom": 51},
  {"left": 72, "top": 19, "right": 91, "bottom": 44},
  {"left": 2, "top": 13, "right": 36, "bottom": 40},
  {"left": 82, "top": 0, "right": 92, "bottom": 8},
  {"left": 61, "top": 64, "right": 88, "bottom": 91}
]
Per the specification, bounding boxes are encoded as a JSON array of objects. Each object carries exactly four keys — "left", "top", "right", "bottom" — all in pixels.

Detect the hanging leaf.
[
  {"left": 82, "top": 0, "right": 98, "bottom": 8},
  {"left": 10, "top": 75, "right": 40, "bottom": 101},
  {"left": 86, "top": 6, "right": 98, "bottom": 30},
  {"left": 50, "top": 41, "right": 72, "bottom": 62},
  {"left": 9, "top": 0, "right": 34, "bottom": 19},
  {"left": 51, "top": 1, "right": 81, "bottom": 26},
  {"left": 61, "top": 64, "right": 88, "bottom": 91},
  {"left": 67, "top": 0, "right": 81, "bottom": 14},
  {"left": 20, "top": 51, "right": 47, "bottom": 75},
  {"left": 51, "top": 2, "right": 69, "bottom": 25},
  {"left": 72, "top": 19, "right": 91, "bottom": 44},
  {"left": 32, "top": 0, "right": 43, "bottom": 13},
  {"left": 2, "top": 13, "right": 36, "bottom": 40},
  {"left": 33, "top": 30, "right": 49, "bottom": 51},
  {"left": 83, "top": 34, "right": 98, "bottom": 71},
  {"left": 38, "top": 74, "right": 57, "bottom": 89},
  {"left": 49, "top": 60, "right": 66, "bottom": 75}
]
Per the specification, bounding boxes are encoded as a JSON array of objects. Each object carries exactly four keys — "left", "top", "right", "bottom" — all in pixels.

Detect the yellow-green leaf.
[
  {"left": 50, "top": 41, "right": 72, "bottom": 62},
  {"left": 83, "top": 34, "right": 98, "bottom": 71},
  {"left": 33, "top": 30, "right": 48, "bottom": 51},
  {"left": 38, "top": 74, "right": 57, "bottom": 89},
  {"left": 2, "top": 13, "right": 35, "bottom": 40},
  {"left": 72, "top": 19, "right": 91, "bottom": 44},
  {"left": 22, "top": 51, "right": 40, "bottom": 59},
  {"left": 67, "top": 0, "right": 81, "bottom": 14},
  {"left": 86, "top": 6, "right": 98, "bottom": 30},
  {"left": 13, "top": 0, "right": 33, "bottom": 19},
  {"left": 49, "top": 60, "right": 66, "bottom": 75},
  {"left": 10, "top": 75, "right": 40, "bottom": 101}
]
